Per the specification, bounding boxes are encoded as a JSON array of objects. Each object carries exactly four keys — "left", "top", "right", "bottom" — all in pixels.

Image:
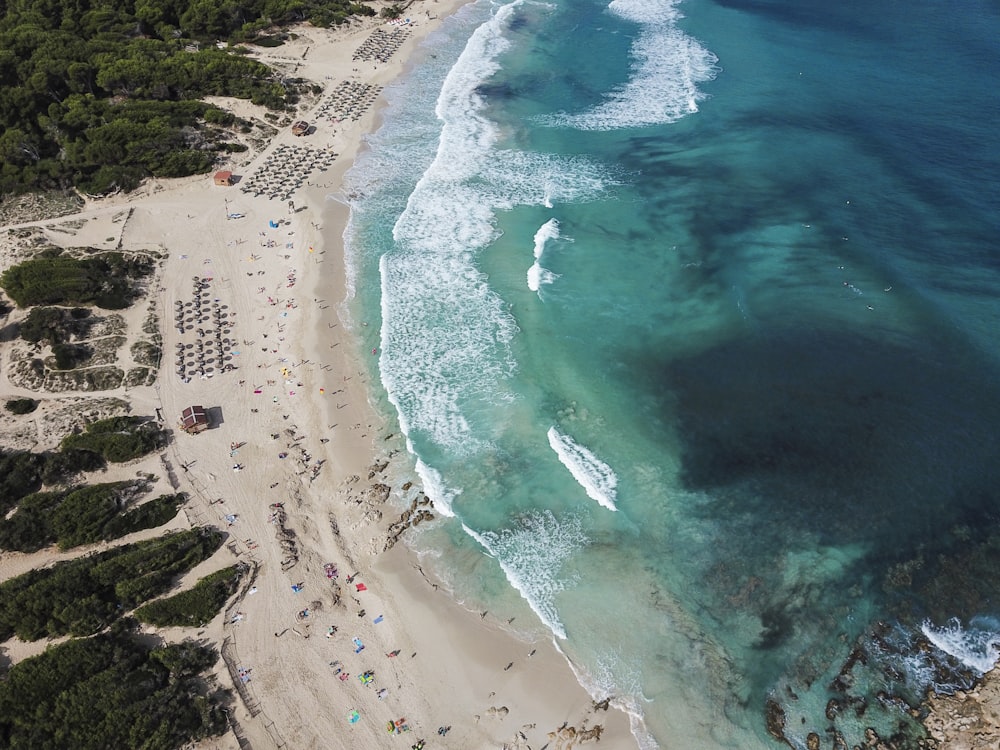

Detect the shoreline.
[
  {"left": 0, "top": 4, "right": 638, "bottom": 749},
  {"left": 256, "top": 7, "right": 639, "bottom": 746}
]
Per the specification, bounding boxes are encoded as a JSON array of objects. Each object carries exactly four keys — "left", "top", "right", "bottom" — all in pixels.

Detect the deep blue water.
[{"left": 342, "top": 0, "right": 1000, "bottom": 746}]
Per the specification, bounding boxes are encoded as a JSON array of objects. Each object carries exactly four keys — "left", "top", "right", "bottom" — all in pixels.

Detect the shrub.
[
  {"left": 0, "top": 451, "right": 46, "bottom": 514},
  {"left": 0, "top": 483, "right": 176, "bottom": 553},
  {"left": 60, "top": 416, "right": 166, "bottom": 462},
  {"left": 0, "top": 252, "right": 150, "bottom": 309},
  {"left": 49, "top": 482, "right": 140, "bottom": 549},
  {"left": 5, "top": 397, "right": 38, "bottom": 414},
  {"left": 203, "top": 108, "right": 234, "bottom": 125},
  {"left": 52, "top": 341, "right": 91, "bottom": 369},
  {"left": 0, "top": 491, "right": 64, "bottom": 552},
  {"left": 131, "top": 339, "right": 161, "bottom": 366},
  {"left": 101, "top": 493, "right": 184, "bottom": 540},
  {"left": 41, "top": 447, "right": 107, "bottom": 484},
  {"left": 0, "top": 630, "right": 227, "bottom": 749},
  {"left": 136, "top": 565, "right": 242, "bottom": 627},
  {"left": 19, "top": 306, "right": 92, "bottom": 345},
  {"left": 0, "top": 528, "right": 224, "bottom": 641}
]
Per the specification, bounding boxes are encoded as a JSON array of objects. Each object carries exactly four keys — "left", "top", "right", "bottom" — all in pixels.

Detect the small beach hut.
[
  {"left": 214, "top": 170, "right": 234, "bottom": 186},
  {"left": 180, "top": 405, "right": 210, "bottom": 433}
]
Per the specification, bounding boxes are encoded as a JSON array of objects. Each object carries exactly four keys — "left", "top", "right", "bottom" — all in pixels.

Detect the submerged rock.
[{"left": 765, "top": 697, "right": 788, "bottom": 743}]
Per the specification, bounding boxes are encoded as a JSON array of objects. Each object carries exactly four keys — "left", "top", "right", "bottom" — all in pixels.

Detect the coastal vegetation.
[
  {"left": 18, "top": 305, "right": 94, "bottom": 345},
  {"left": 136, "top": 565, "right": 243, "bottom": 627},
  {"left": 0, "top": 0, "right": 377, "bottom": 195},
  {"left": 0, "top": 482, "right": 183, "bottom": 552},
  {"left": 0, "top": 250, "right": 153, "bottom": 309},
  {"left": 4, "top": 397, "right": 38, "bottom": 414},
  {"left": 0, "top": 450, "right": 47, "bottom": 513},
  {"left": 0, "top": 527, "right": 224, "bottom": 641},
  {"left": 60, "top": 415, "right": 168, "bottom": 462},
  {"left": 39, "top": 447, "right": 107, "bottom": 484},
  {"left": 0, "top": 417, "right": 165, "bottom": 515},
  {"left": 0, "top": 624, "right": 227, "bottom": 749}
]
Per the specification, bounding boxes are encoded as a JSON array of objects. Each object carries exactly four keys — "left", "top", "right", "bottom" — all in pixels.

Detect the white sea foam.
[
  {"left": 921, "top": 617, "right": 1000, "bottom": 676},
  {"left": 526, "top": 262, "right": 558, "bottom": 292},
  {"left": 581, "top": 650, "right": 659, "bottom": 750},
  {"left": 533, "top": 218, "right": 561, "bottom": 260},
  {"left": 465, "top": 511, "right": 588, "bottom": 639},
  {"left": 378, "top": 0, "right": 610, "bottom": 456},
  {"left": 413, "top": 454, "right": 459, "bottom": 518},
  {"left": 547, "top": 426, "right": 619, "bottom": 511},
  {"left": 527, "top": 218, "right": 562, "bottom": 292},
  {"left": 540, "top": 0, "right": 718, "bottom": 131}
]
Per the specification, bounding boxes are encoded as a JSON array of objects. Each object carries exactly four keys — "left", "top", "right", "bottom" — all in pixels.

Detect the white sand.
[{"left": 0, "top": 6, "right": 636, "bottom": 749}]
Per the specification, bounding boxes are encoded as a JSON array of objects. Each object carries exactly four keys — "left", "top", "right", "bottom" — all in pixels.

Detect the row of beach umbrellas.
[
  {"left": 173, "top": 278, "right": 236, "bottom": 379},
  {"left": 239, "top": 146, "right": 336, "bottom": 201}
]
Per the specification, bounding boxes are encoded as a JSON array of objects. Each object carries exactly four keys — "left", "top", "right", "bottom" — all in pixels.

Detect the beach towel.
[{"left": 355, "top": 583, "right": 367, "bottom": 592}]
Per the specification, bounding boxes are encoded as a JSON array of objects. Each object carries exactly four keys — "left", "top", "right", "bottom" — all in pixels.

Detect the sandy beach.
[{"left": 0, "top": 5, "right": 636, "bottom": 749}]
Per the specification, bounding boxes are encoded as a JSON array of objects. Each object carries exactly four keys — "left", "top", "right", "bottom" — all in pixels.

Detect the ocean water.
[{"left": 341, "top": 0, "right": 1000, "bottom": 747}]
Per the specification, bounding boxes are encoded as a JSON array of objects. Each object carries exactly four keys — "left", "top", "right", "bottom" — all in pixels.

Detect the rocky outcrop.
[
  {"left": 922, "top": 667, "right": 1000, "bottom": 749},
  {"left": 382, "top": 493, "right": 435, "bottom": 551}
]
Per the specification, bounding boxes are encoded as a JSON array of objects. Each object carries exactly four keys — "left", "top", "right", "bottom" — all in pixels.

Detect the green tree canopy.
[
  {"left": 0, "top": 528, "right": 223, "bottom": 641},
  {"left": 0, "top": 0, "right": 378, "bottom": 195},
  {"left": 0, "top": 627, "right": 227, "bottom": 750},
  {"left": 0, "top": 251, "right": 152, "bottom": 309},
  {"left": 136, "top": 565, "right": 242, "bottom": 627},
  {"left": 60, "top": 415, "right": 167, "bottom": 462}
]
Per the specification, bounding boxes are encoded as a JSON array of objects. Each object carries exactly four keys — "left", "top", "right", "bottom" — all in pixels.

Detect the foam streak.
[
  {"left": 541, "top": 0, "right": 718, "bottom": 131},
  {"left": 465, "top": 511, "right": 588, "bottom": 639},
  {"left": 922, "top": 618, "right": 1000, "bottom": 676},
  {"left": 527, "top": 218, "right": 562, "bottom": 293},
  {"left": 548, "top": 426, "right": 619, "bottom": 511}
]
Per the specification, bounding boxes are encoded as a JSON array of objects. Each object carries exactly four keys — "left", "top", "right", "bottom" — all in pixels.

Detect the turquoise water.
[{"left": 342, "top": 0, "right": 1000, "bottom": 746}]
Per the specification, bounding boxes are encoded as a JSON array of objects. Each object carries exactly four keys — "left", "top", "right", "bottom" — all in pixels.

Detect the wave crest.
[
  {"left": 466, "top": 510, "right": 588, "bottom": 639},
  {"left": 548, "top": 426, "right": 619, "bottom": 511},
  {"left": 922, "top": 617, "right": 1000, "bottom": 676},
  {"left": 540, "top": 0, "right": 718, "bottom": 131}
]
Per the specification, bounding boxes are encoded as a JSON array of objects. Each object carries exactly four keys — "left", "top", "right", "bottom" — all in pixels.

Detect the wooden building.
[{"left": 180, "top": 405, "right": 210, "bottom": 433}]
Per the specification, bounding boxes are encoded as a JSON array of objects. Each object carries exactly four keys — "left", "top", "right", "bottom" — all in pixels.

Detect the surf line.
[{"left": 547, "top": 426, "right": 618, "bottom": 511}]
